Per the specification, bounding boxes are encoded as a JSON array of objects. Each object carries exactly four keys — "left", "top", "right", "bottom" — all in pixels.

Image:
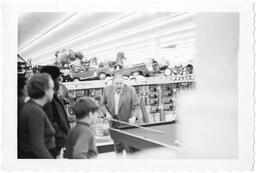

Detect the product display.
[{"left": 62, "top": 75, "right": 195, "bottom": 138}]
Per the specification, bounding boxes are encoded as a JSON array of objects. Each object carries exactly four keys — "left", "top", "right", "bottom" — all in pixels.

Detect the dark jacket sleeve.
[
  {"left": 43, "top": 102, "right": 54, "bottom": 122},
  {"left": 43, "top": 102, "right": 63, "bottom": 138},
  {"left": 43, "top": 97, "right": 70, "bottom": 148},
  {"left": 28, "top": 110, "right": 53, "bottom": 158}
]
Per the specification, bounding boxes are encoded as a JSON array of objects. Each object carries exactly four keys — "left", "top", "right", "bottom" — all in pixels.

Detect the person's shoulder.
[
  {"left": 124, "top": 84, "right": 136, "bottom": 92},
  {"left": 76, "top": 124, "right": 92, "bottom": 133},
  {"left": 73, "top": 124, "right": 94, "bottom": 139},
  {"left": 21, "top": 101, "right": 45, "bottom": 117},
  {"left": 22, "top": 100, "right": 36, "bottom": 110}
]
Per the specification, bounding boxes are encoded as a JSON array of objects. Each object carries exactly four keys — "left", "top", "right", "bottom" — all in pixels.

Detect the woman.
[
  {"left": 18, "top": 75, "right": 27, "bottom": 116},
  {"left": 18, "top": 73, "right": 56, "bottom": 158}
]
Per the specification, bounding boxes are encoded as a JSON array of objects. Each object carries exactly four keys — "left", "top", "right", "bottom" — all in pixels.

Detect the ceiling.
[{"left": 18, "top": 12, "right": 197, "bottom": 66}]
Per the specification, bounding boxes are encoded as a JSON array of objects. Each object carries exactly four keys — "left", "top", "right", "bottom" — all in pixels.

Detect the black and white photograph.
[{"left": 1, "top": 0, "right": 255, "bottom": 172}]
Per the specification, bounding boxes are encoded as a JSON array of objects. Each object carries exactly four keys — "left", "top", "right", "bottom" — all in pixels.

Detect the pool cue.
[{"left": 101, "top": 116, "right": 165, "bottom": 134}]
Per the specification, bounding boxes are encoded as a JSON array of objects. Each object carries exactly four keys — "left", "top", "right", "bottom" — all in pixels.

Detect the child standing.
[{"left": 64, "top": 97, "right": 99, "bottom": 159}]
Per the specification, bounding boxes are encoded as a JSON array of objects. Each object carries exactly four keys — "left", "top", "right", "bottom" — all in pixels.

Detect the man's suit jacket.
[
  {"left": 101, "top": 84, "right": 140, "bottom": 125},
  {"left": 43, "top": 94, "right": 70, "bottom": 148}
]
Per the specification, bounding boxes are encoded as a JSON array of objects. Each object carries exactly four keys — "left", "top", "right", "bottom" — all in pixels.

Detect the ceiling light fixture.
[
  {"left": 78, "top": 24, "right": 196, "bottom": 56},
  {"left": 18, "top": 13, "right": 78, "bottom": 53},
  {"left": 76, "top": 14, "right": 195, "bottom": 51},
  {"left": 26, "top": 12, "right": 136, "bottom": 59},
  {"left": 32, "top": 29, "right": 197, "bottom": 65},
  {"left": 29, "top": 12, "right": 194, "bottom": 60}
]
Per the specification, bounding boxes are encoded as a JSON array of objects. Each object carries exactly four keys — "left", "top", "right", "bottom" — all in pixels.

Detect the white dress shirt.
[{"left": 114, "top": 91, "right": 121, "bottom": 115}]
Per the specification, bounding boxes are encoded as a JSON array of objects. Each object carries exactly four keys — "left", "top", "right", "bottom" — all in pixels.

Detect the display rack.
[
  {"left": 63, "top": 74, "right": 195, "bottom": 90},
  {"left": 62, "top": 74, "right": 195, "bottom": 153}
]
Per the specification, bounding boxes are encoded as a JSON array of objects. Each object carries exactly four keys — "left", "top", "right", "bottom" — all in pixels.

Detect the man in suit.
[
  {"left": 40, "top": 66, "right": 70, "bottom": 158},
  {"left": 101, "top": 73, "right": 140, "bottom": 153}
]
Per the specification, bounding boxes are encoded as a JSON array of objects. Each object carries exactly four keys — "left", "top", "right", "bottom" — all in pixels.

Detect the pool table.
[{"left": 109, "top": 120, "right": 178, "bottom": 150}]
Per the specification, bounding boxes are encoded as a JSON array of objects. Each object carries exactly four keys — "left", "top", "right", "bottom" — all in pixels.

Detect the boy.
[{"left": 64, "top": 97, "right": 98, "bottom": 159}]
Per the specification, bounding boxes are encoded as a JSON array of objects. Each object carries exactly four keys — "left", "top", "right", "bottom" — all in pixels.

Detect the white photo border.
[{"left": 1, "top": 0, "right": 254, "bottom": 171}]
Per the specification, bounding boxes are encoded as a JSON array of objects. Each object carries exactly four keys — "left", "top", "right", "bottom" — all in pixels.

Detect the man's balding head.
[{"left": 113, "top": 73, "right": 124, "bottom": 93}]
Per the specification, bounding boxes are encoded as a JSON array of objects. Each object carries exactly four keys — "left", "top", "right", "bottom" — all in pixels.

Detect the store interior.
[
  {"left": 18, "top": 12, "right": 196, "bottom": 66},
  {"left": 17, "top": 12, "right": 238, "bottom": 159}
]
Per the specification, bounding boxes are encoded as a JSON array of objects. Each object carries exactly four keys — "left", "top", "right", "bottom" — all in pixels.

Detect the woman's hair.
[
  {"left": 27, "top": 73, "right": 51, "bottom": 99},
  {"left": 72, "top": 97, "right": 99, "bottom": 119}
]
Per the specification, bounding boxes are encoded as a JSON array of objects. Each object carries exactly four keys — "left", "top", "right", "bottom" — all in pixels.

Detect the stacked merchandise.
[
  {"left": 148, "top": 85, "right": 161, "bottom": 123},
  {"left": 160, "top": 84, "right": 176, "bottom": 121},
  {"left": 65, "top": 81, "right": 194, "bottom": 137},
  {"left": 135, "top": 84, "right": 176, "bottom": 123}
]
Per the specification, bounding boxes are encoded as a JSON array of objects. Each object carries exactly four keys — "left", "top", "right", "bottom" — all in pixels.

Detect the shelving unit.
[
  {"left": 62, "top": 74, "right": 195, "bottom": 144},
  {"left": 63, "top": 74, "right": 195, "bottom": 90}
]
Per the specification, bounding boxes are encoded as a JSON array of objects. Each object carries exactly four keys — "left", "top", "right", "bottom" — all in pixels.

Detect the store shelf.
[
  {"left": 63, "top": 74, "right": 195, "bottom": 90},
  {"left": 64, "top": 74, "right": 195, "bottom": 142}
]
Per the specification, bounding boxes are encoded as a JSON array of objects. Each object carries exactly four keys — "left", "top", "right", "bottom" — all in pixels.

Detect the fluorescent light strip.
[
  {"left": 30, "top": 13, "right": 194, "bottom": 60},
  {"left": 80, "top": 24, "right": 196, "bottom": 57},
  {"left": 38, "top": 13, "right": 184, "bottom": 58},
  {"left": 18, "top": 13, "right": 77, "bottom": 52},
  {"left": 62, "top": 13, "right": 135, "bottom": 44},
  {"left": 28, "top": 12, "right": 136, "bottom": 59},
  {"left": 32, "top": 12, "right": 185, "bottom": 58},
  {"left": 86, "top": 31, "right": 196, "bottom": 56},
  {"left": 76, "top": 13, "right": 195, "bottom": 52},
  {"left": 65, "top": 13, "right": 183, "bottom": 51},
  {"left": 32, "top": 23, "right": 196, "bottom": 64}
]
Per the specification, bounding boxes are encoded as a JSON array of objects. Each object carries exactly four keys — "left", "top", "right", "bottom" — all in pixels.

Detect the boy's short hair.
[
  {"left": 27, "top": 73, "right": 51, "bottom": 99},
  {"left": 72, "top": 97, "right": 99, "bottom": 119}
]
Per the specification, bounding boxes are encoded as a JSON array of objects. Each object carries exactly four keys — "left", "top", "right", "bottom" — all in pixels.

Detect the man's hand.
[{"left": 128, "top": 116, "right": 136, "bottom": 124}]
